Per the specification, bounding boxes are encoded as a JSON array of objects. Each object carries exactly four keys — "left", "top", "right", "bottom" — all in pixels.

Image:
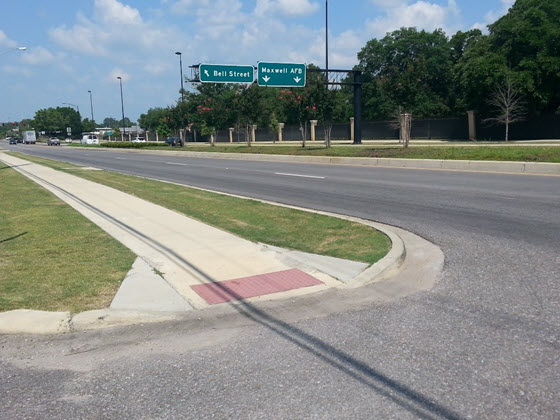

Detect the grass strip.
[
  {"left": 8, "top": 152, "right": 391, "bottom": 266},
  {"left": 91, "top": 143, "right": 560, "bottom": 163},
  {"left": 0, "top": 162, "right": 136, "bottom": 312}
]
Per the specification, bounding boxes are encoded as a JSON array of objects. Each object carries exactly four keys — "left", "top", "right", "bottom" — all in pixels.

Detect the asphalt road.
[{"left": 2, "top": 144, "right": 559, "bottom": 419}]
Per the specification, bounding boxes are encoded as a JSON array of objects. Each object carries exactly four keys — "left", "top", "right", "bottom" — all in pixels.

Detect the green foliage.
[
  {"left": 156, "top": 121, "right": 171, "bottom": 138},
  {"left": 455, "top": 0, "right": 560, "bottom": 116},
  {"left": 81, "top": 118, "right": 96, "bottom": 132},
  {"left": 33, "top": 106, "right": 82, "bottom": 135},
  {"left": 138, "top": 107, "right": 167, "bottom": 131},
  {"left": 103, "top": 117, "right": 124, "bottom": 128},
  {"left": 454, "top": 36, "right": 509, "bottom": 115},
  {"left": 357, "top": 28, "right": 453, "bottom": 119},
  {"left": 488, "top": 0, "right": 560, "bottom": 114}
]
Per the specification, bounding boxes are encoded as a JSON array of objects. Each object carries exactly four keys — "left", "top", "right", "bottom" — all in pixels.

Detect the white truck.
[{"left": 23, "top": 131, "right": 36, "bottom": 144}]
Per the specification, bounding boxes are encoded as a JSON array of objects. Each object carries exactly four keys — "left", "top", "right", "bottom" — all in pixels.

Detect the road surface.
[{"left": 2, "top": 144, "right": 559, "bottom": 419}]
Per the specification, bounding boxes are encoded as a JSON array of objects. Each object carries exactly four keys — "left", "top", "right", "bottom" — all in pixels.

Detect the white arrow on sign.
[
  {"left": 262, "top": 76, "right": 271, "bottom": 83},
  {"left": 204, "top": 70, "right": 210, "bottom": 77},
  {"left": 294, "top": 77, "right": 302, "bottom": 83}
]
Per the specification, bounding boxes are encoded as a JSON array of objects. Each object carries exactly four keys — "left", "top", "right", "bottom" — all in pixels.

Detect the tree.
[
  {"left": 488, "top": 0, "right": 560, "bottom": 115},
  {"left": 33, "top": 107, "right": 82, "bottom": 136},
  {"left": 102, "top": 117, "right": 132, "bottom": 128},
  {"left": 102, "top": 117, "right": 120, "bottom": 128},
  {"left": 156, "top": 121, "right": 171, "bottom": 140},
  {"left": 456, "top": 0, "right": 560, "bottom": 116},
  {"left": 278, "top": 90, "right": 317, "bottom": 147},
  {"left": 484, "top": 74, "right": 525, "bottom": 141},
  {"left": 449, "top": 29, "right": 483, "bottom": 64},
  {"left": 357, "top": 28, "right": 454, "bottom": 120},
  {"left": 82, "top": 118, "right": 96, "bottom": 132},
  {"left": 138, "top": 108, "right": 167, "bottom": 131},
  {"left": 453, "top": 36, "right": 508, "bottom": 115}
]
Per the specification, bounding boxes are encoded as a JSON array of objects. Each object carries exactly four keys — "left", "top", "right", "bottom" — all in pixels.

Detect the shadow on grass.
[
  {"left": 18, "top": 167, "right": 465, "bottom": 420},
  {"left": 0, "top": 163, "right": 32, "bottom": 170},
  {"left": 0, "top": 232, "right": 28, "bottom": 244}
]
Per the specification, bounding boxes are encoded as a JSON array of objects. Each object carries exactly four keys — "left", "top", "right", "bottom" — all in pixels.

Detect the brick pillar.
[
  {"left": 310, "top": 120, "right": 318, "bottom": 141},
  {"left": 467, "top": 110, "right": 477, "bottom": 141},
  {"left": 278, "top": 123, "right": 285, "bottom": 142},
  {"left": 229, "top": 127, "right": 234, "bottom": 143},
  {"left": 251, "top": 125, "right": 257, "bottom": 143}
]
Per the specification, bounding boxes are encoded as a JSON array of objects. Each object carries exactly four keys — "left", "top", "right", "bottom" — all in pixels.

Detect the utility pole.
[
  {"left": 175, "top": 52, "right": 184, "bottom": 102},
  {"left": 88, "top": 90, "right": 94, "bottom": 124},
  {"left": 325, "top": 0, "right": 328, "bottom": 76},
  {"left": 117, "top": 77, "right": 126, "bottom": 140}
]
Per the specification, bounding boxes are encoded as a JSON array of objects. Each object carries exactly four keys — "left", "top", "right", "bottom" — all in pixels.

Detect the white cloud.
[
  {"left": 50, "top": 0, "right": 181, "bottom": 57},
  {"left": 255, "top": 0, "right": 319, "bottom": 16},
  {"left": 367, "top": 0, "right": 460, "bottom": 38},
  {"left": 50, "top": 14, "right": 110, "bottom": 56},
  {"left": 0, "top": 30, "right": 17, "bottom": 48},
  {"left": 21, "top": 47, "right": 56, "bottom": 65},
  {"left": 94, "top": 0, "right": 143, "bottom": 25}
]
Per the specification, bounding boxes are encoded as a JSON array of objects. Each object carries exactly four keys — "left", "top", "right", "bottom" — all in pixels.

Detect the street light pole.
[
  {"left": 62, "top": 102, "right": 79, "bottom": 114},
  {"left": 0, "top": 46, "right": 26, "bottom": 56},
  {"left": 117, "top": 77, "right": 126, "bottom": 140},
  {"left": 325, "top": 0, "right": 328, "bottom": 76},
  {"left": 88, "top": 90, "right": 94, "bottom": 124},
  {"left": 175, "top": 51, "right": 184, "bottom": 102}
]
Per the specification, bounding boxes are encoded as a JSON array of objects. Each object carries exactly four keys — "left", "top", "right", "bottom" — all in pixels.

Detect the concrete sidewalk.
[{"left": 0, "top": 152, "right": 407, "bottom": 333}]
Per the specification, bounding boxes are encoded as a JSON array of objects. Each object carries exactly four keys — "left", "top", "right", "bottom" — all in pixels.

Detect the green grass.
[
  {"left": 89, "top": 143, "right": 560, "bottom": 163},
  {"left": 8, "top": 152, "right": 391, "bottom": 266},
  {"left": 0, "top": 162, "right": 136, "bottom": 312}
]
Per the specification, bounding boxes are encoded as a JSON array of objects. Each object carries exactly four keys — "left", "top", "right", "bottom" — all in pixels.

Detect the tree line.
[
  {"left": 22, "top": 0, "right": 558, "bottom": 141},
  {"left": 138, "top": 0, "right": 558, "bottom": 140}
]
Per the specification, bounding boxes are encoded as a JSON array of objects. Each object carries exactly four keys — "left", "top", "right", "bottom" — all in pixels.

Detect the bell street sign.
[
  {"left": 199, "top": 64, "right": 254, "bottom": 84},
  {"left": 257, "top": 62, "right": 306, "bottom": 87}
]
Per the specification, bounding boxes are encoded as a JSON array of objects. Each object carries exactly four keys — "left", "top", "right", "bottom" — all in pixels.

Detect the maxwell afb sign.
[{"left": 257, "top": 62, "right": 306, "bottom": 87}]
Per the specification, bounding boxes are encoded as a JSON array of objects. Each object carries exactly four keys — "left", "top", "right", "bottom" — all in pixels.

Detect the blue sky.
[{"left": 1, "top": 0, "right": 515, "bottom": 124}]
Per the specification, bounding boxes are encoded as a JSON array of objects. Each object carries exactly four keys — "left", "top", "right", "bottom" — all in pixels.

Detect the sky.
[{"left": 0, "top": 0, "right": 515, "bottom": 124}]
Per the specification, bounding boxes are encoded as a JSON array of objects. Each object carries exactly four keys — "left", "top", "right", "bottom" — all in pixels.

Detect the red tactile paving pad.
[{"left": 191, "top": 269, "right": 323, "bottom": 304}]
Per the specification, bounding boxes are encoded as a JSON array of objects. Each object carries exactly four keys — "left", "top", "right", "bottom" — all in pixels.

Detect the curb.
[
  {"left": 67, "top": 147, "right": 560, "bottom": 175},
  {"left": 0, "top": 216, "right": 406, "bottom": 335}
]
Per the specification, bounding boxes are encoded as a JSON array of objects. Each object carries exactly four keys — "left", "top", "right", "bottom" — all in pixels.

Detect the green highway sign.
[
  {"left": 199, "top": 64, "right": 254, "bottom": 83},
  {"left": 257, "top": 62, "right": 306, "bottom": 87}
]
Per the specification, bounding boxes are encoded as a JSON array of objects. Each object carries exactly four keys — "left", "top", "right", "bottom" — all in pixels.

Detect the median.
[
  {"left": 90, "top": 142, "right": 560, "bottom": 163},
  {"left": 2, "top": 152, "right": 391, "bottom": 313}
]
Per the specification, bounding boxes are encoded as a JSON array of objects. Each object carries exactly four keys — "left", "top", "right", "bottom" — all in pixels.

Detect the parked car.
[
  {"left": 16, "top": 138, "right": 23, "bottom": 143},
  {"left": 81, "top": 134, "right": 99, "bottom": 145},
  {"left": 47, "top": 137, "right": 60, "bottom": 146},
  {"left": 131, "top": 137, "right": 146, "bottom": 143},
  {"left": 166, "top": 137, "right": 181, "bottom": 146},
  {"left": 9, "top": 138, "right": 17, "bottom": 145},
  {"left": 65, "top": 138, "right": 73, "bottom": 143}
]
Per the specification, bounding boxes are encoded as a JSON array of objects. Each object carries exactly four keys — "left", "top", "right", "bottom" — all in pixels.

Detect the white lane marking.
[
  {"left": 115, "top": 157, "right": 127, "bottom": 160},
  {"left": 275, "top": 172, "right": 325, "bottom": 179},
  {"left": 165, "top": 162, "right": 188, "bottom": 166}
]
